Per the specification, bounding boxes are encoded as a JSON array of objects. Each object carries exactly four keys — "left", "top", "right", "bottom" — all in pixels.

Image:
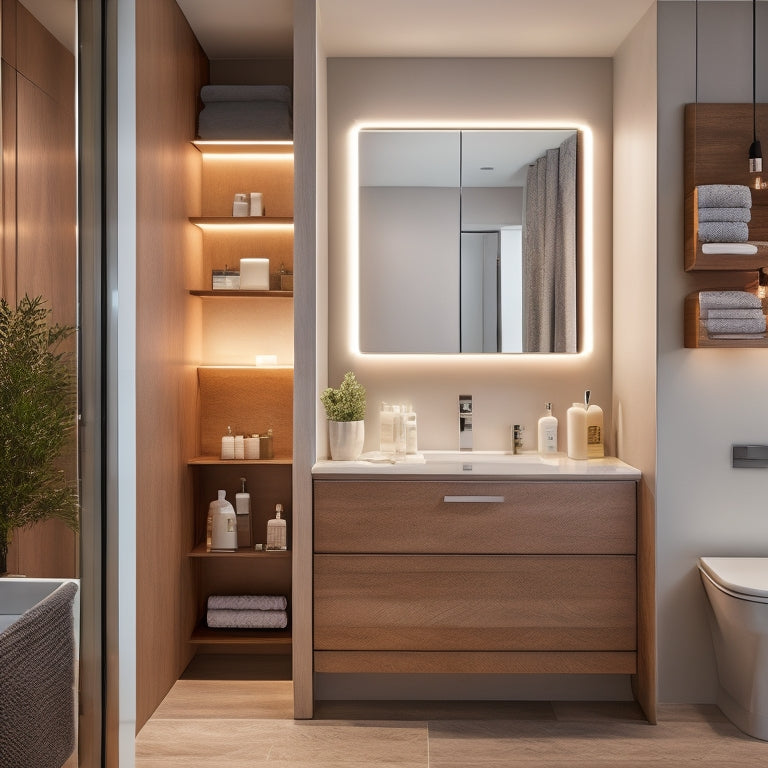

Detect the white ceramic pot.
[{"left": 328, "top": 420, "right": 365, "bottom": 461}]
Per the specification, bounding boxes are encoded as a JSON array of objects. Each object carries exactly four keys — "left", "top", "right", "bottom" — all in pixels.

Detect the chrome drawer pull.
[{"left": 443, "top": 495, "right": 505, "bottom": 503}]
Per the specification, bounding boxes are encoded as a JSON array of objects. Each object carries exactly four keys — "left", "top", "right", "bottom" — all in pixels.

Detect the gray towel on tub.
[
  {"left": 697, "top": 184, "right": 752, "bottom": 208},
  {"left": 697, "top": 206, "right": 751, "bottom": 223},
  {"left": 0, "top": 581, "right": 78, "bottom": 768},
  {"left": 698, "top": 221, "right": 749, "bottom": 243}
]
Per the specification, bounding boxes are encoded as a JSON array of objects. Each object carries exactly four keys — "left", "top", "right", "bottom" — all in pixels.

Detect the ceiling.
[{"left": 175, "top": 0, "right": 658, "bottom": 60}]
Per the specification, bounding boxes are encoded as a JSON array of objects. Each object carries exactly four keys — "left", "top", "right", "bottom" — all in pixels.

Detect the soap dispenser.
[
  {"left": 235, "top": 477, "right": 252, "bottom": 548},
  {"left": 537, "top": 402, "right": 558, "bottom": 455},
  {"left": 209, "top": 490, "right": 237, "bottom": 551},
  {"left": 585, "top": 389, "right": 604, "bottom": 458},
  {"left": 266, "top": 503, "right": 287, "bottom": 550}
]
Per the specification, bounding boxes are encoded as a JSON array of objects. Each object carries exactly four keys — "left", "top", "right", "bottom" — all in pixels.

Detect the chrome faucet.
[{"left": 459, "top": 394, "right": 473, "bottom": 451}]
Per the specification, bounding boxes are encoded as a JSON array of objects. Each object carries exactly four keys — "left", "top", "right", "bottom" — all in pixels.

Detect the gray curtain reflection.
[{"left": 523, "top": 133, "right": 577, "bottom": 352}]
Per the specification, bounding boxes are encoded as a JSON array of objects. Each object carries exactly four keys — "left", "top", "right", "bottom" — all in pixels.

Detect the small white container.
[
  {"left": 221, "top": 426, "right": 235, "bottom": 460},
  {"left": 234, "top": 434, "right": 245, "bottom": 460},
  {"left": 209, "top": 490, "right": 237, "bottom": 551},
  {"left": 266, "top": 504, "right": 287, "bottom": 550},
  {"left": 249, "top": 192, "right": 264, "bottom": 216},
  {"left": 537, "top": 402, "right": 558, "bottom": 455},
  {"left": 235, "top": 477, "right": 251, "bottom": 548},
  {"left": 239, "top": 258, "right": 270, "bottom": 290},
  {"left": 566, "top": 402, "right": 587, "bottom": 460},
  {"left": 585, "top": 391, "right": 604, "bottom": 458},
  {"left": 232, "top": 193, "right": 249, "bottom": 217},
  {"left": 244, "top": 434, "right": 260, "bottom": 460}
]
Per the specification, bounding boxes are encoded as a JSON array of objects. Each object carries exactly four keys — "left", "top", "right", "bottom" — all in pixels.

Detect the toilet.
[{"left": 698, "top": 557, "right": 768, "bottom": 740}]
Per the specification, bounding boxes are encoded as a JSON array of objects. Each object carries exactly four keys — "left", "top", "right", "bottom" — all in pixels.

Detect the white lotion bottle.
[
  {"left": 566, "top": 402, "right": 587, "bottom": 460},
  {"left": 266, "top": 503, "right": 287, "bottom": 550},
  {"left": 537, "top": 402, "right": 558, "bottom": 454},
  {"left": 585, "top": 389, "right": 605, "bottom": 458},
  {"left": 209, "top": 490, "right": 237, "bottom": 551},
  {"left": 235, "top": 477, "right": 251, "bottom": 548}
]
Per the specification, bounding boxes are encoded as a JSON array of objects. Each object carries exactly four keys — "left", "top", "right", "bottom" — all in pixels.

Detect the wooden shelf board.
[
  {"left": 190, "top": 289, "right": 292, "bottom": 298},
  {"left": 189, "top": 216, "right": 293, "bottom": 227},
  {"left": 684, "top": 292, "right": 768, "bottom": 348},
  {"left": 190, "top": 623, "right": 292, "bottom": 646},
  {"left": 192, "top": 140, "right": 293, "bottom": 155},
  {"left": 188, "top": 544, "right": 291, "bottom": 558},
  {"left": 188, "top": 456, "right": 293, "bottom": 466}
]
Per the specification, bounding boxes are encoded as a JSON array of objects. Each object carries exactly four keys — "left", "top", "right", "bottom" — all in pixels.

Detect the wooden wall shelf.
[
  {"left": 190, "top": 289, "right": 293, "bottom": 298},
  {"left": 190, "top": 623, "right": 292, "bottom": 646},
  {"left": 190, "top": 216, "right": 293, "bottom": 227},
  {"left": 684, "top": 293, "right": 768, "bottom": 348},
  {"left": 188, "top": 544, "right": 291, "bottom": 558},
  {"left": 188, "top": 456, "right": 293, "bottom": 466},
  {"left": 192, "top": 140, "right": 293, "bottom": 155}
]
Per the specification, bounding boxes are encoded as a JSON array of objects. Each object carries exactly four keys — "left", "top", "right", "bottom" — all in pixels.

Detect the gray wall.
[{"left": 657, "top": 1, "right": 768, "bottom": 703}]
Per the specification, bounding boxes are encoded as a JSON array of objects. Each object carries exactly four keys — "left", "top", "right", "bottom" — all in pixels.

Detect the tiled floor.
[{"left": 135, "top": 677, "right": 768, "bottom": 767}]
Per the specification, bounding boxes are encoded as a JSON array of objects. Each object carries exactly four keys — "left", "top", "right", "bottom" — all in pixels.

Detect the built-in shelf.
[
  {"left": 191, "top": 140, "right": 293, "bottom": 155},
  {"left": 188, "top": 456, "right": 293, "bottom": 466},
  {"left": 188, "top": 544, "right": 291, "bottom": 558},
  {"left": 684, "top": 292, "right": 768, "bottom": 348},
  {"left": 189, "top": 216, "right": 293, "bottom": 228},
  {"left": 190, "top": 622, "right": 292, "bottom": 646},
  {"left": 190, "top": 289, "right": 293, "bottom": 298}
]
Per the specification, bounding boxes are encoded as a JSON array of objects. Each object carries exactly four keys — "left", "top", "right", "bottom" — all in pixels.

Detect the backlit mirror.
[{"left": 358, "top": 128, "right": 578, "bottom": 354}]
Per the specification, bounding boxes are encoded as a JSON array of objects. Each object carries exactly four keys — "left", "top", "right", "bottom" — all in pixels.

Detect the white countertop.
[{"left": 312, "top": 451, "right": 641, "bottom": 479}]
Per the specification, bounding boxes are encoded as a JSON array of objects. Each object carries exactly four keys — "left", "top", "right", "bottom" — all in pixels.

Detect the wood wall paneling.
[{"left": 134, "top": 0, "right": 208, "bottom": 732}]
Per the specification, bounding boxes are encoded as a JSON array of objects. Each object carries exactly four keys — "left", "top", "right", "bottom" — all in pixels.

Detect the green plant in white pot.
[
  {"left": 0, "top": 296, "right": 79, "bottom": 575},
  {"left": 320, "top": 371, "right": 366, "bottom": 460}
]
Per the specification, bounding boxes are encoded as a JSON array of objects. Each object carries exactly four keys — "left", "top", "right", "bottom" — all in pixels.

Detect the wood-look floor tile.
[
  {"left": 149, "top": 680, "right": 293, "bottom": 719},
  {"left": 314, "top": 699, "right": 555, "bottom": 721},
  {"left": 552, "top": 700, "right": 647, "bottom": 722}
]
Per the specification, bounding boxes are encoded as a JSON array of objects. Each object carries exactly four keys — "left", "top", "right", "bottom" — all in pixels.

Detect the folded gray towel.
[
  {"left": 207, "top": 595, "right": 287, "bottom": 611},
  {"left": 200, "top": 85, "right": 291, "bottom": 105},
  {"left": 698, "top": 207, "right": 751, "bottom": 223},
  {"left": 698, "top": 221, "right": 749, "bottom": 243},
  {"left": 706, "top": 316, "right": 766, "bottom": 334},
  {"left": 697, "top": 184, "right": 752, "bottom": 208},
  {"left": 206, "top": 609, "right": 288, "bottom": 629},
  {"left": 709, "top": 333, "right": 767, "bottom": 339},
  {"left": 198, "top": 102, "right": 292, "bottom": 140},
  {"left": 706, "top": 308, "right": 765, "bottom": 319},
  {"left": 699, "top": 291, "right": 762, "bottom": 310}
]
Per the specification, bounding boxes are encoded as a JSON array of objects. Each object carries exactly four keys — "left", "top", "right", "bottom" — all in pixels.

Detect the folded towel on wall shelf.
[
  {"left": 706, "top": 308, "right": 765, "bottom": 319},
  {"left": 709, "top": 333, "right": 767, "bottom": 339},
  {"left": 698, "top": 221, "right": 749, "bottom": 243},
  {"left": 697, "top": 207, "right": 752, "bottom": 223},
  {"left": 198, "top": 102, "right": 292, "bottom": 140},
  {"left": 701, "top": 242, "right": 758, "bottom": 255},
  {"left": 200, "top": 85, "right": 292, "bottom": 105},
  {"left": 697, "top": 184, "right": 752, "bottom": 209},
  {"left": 699, "top": 291, "right": 763, "bottom": 310},
  {"left": 705, "top": 317, "right": 766, "bottom": 335},
  {"left": 206, "top": 609, "right": 288, "bottom": 630},
  {"left": 207, "top": 595, "right": 287, "bottom": 611}
]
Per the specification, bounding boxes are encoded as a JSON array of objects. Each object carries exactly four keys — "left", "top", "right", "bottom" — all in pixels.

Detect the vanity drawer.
[
  {"left": 313, "top": 479, "right": 636, "bottom": 554},
  {"left": 314, "top": 554, "right": 636, "bottom": 652}
]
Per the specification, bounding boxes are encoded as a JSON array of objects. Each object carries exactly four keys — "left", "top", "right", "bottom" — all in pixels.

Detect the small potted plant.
[
  {"left": 0, "top": 295, "right": 79, "bottom": 575},
  {"left": 320, "top": 371, "right": 366, "bottom": 460}
]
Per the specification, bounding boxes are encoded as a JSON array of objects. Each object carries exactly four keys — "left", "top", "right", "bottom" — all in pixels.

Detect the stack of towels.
[
  {"left": 206, "top": 594, "right": 288, "bottom": 630},
  {"left": 699, "top": 291, "right": 766, "bottom": 339},
  {"left": 697, "top": 184, "right": 757, "bottom": 255},
  {"left": 197, "top": 85, "right": 292, "bottom": 140}
]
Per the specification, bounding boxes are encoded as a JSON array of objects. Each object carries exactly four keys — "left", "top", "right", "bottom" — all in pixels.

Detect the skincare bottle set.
[
  {"left": 207, "top": 486, "right": 288, "bottom": 552},
  {"left": 566, "top": 390, "right": 604, "bottom": 460},
  {"left": 221, "top": 426, "right": 274, "bottom": 460},
  {"left": 232, "top": 191, "right": 265, "bottom": 217},
  {"left": 379, "top": 402, "right": 418, "bottom": 457}
]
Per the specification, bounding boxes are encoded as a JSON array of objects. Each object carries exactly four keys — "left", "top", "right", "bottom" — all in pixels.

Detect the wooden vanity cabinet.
[{"left": 313, "top": 478, "right": 638, "bottom": 675}]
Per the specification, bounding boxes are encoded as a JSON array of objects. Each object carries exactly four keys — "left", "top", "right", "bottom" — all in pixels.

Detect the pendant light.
[{"left": 749, "top": 0, "right": 763, "bottom": 176}]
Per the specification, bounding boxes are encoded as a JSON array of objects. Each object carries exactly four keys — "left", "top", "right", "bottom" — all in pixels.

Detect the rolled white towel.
[
  {"left": 207, "top": 595, "right": 287, "bottom": 611},
  {"left": 697, "top": 184, "right": 752, "bottom": 209},
  {"left": 698, "top": 207, "right": 751, "bottom": 223},
  {"left": 206, "top": 609, "right": 288, "bottom": 630},
  {"left": 701, "top": 243, "right": 758, "bottom": 255},
  {"left": 699, "top": 291, "right": 762, "bottom": 311}
]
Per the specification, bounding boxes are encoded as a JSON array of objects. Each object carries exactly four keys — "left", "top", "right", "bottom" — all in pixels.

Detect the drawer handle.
[{"left": 443, "top": 495, "right": 505, "bottom": 503}]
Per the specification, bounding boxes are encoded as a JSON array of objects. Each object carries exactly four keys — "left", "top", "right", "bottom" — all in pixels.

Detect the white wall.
[
  {"left": 326, "top": 58, "right": 614, "bottom": 455},
  {"left": 657, "top": 1, "right": 768, "bottom": 703}
]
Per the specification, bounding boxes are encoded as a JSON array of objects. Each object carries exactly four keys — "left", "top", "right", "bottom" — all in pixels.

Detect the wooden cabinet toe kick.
[{"left": 314, "top": 651, "right": 637, "bottom": 675}]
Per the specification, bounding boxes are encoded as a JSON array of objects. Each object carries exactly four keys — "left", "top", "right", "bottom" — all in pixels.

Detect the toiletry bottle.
[
  {"left": 405, "top": 406, "right": 418, "bottom": 455},
  {"left": 566, "top": 402, "right": 587, "bottom": 460},
  {"left": 209, "top": 490, "right": 237, "bottom": 551},
  {"left": 393, "top": 404, "right": 407, "bottom": 458},
  {"left": 259, "top": 428, "right": 274, "bottom": 459},
  {"left": 234, "top": 433, "right": 245, "bottom": 460},
  {"left": 232, "top": 193, "right": 249, "bottom": 217},
  {"left": 380, "top": 403, "right": 395, "bottom": 454},
  {"left": 244, "top": 433, "right": 260, "bottom": 460},
  {"left": 266, "top": 503, "right": 287, "bottom": 550},
  {"left": 221, "top": 425, "right": 235, "bottom": 460},
  {"left": 235, "top": 477, "right": 251, "bottom": 548},
  {"left": 249, "top": 191, "right": 263, "bottom": 216},
  {"left": 585, "top": 389, "right": 605, "bottom": 458},
  {"left": 537, "top": 402, "right": 558, "bottom": 455}
]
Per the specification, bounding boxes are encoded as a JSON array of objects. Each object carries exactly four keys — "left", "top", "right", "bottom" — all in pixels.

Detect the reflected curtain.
[{"left": 523, "top": 133, "right": 577, "bottom": 352}]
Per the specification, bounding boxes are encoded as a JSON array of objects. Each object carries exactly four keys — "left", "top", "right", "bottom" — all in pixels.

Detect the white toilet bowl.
[{"left": 698, "top": 556, "right": 768, "bottom": 741}]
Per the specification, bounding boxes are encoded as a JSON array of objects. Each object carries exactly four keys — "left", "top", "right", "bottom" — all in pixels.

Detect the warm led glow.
[
  {"left": 202, "top": 153, "right": 294, "bottom": 162},
  {"left": 194, "top": 221, "right": 294, "bottom": 232},
  {"left": 347, "top": 121, "right": 595, "bottom": 360}
]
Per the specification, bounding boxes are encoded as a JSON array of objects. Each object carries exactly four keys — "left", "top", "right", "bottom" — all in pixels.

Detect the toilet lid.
[{"left": 699, "top": 557, "right": 768, "bottom": 599}]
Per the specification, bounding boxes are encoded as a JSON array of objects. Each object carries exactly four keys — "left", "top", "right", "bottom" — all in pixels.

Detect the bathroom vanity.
[{"left": 312, "top": 454, "right": 640, "bottom": 677}]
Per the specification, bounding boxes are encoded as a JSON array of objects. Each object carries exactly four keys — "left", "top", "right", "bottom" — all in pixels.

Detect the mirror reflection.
[{"left": 358, "top": 128, "right": 578, "bottom": 354}]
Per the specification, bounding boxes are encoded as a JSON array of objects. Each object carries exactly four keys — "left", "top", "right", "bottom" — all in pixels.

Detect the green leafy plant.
[
  {"left": 320, "top": 371, "right": 366, "bottom": 422},
  {"left": 0, "top": 295, "right": 79, "bottom": 574}
]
